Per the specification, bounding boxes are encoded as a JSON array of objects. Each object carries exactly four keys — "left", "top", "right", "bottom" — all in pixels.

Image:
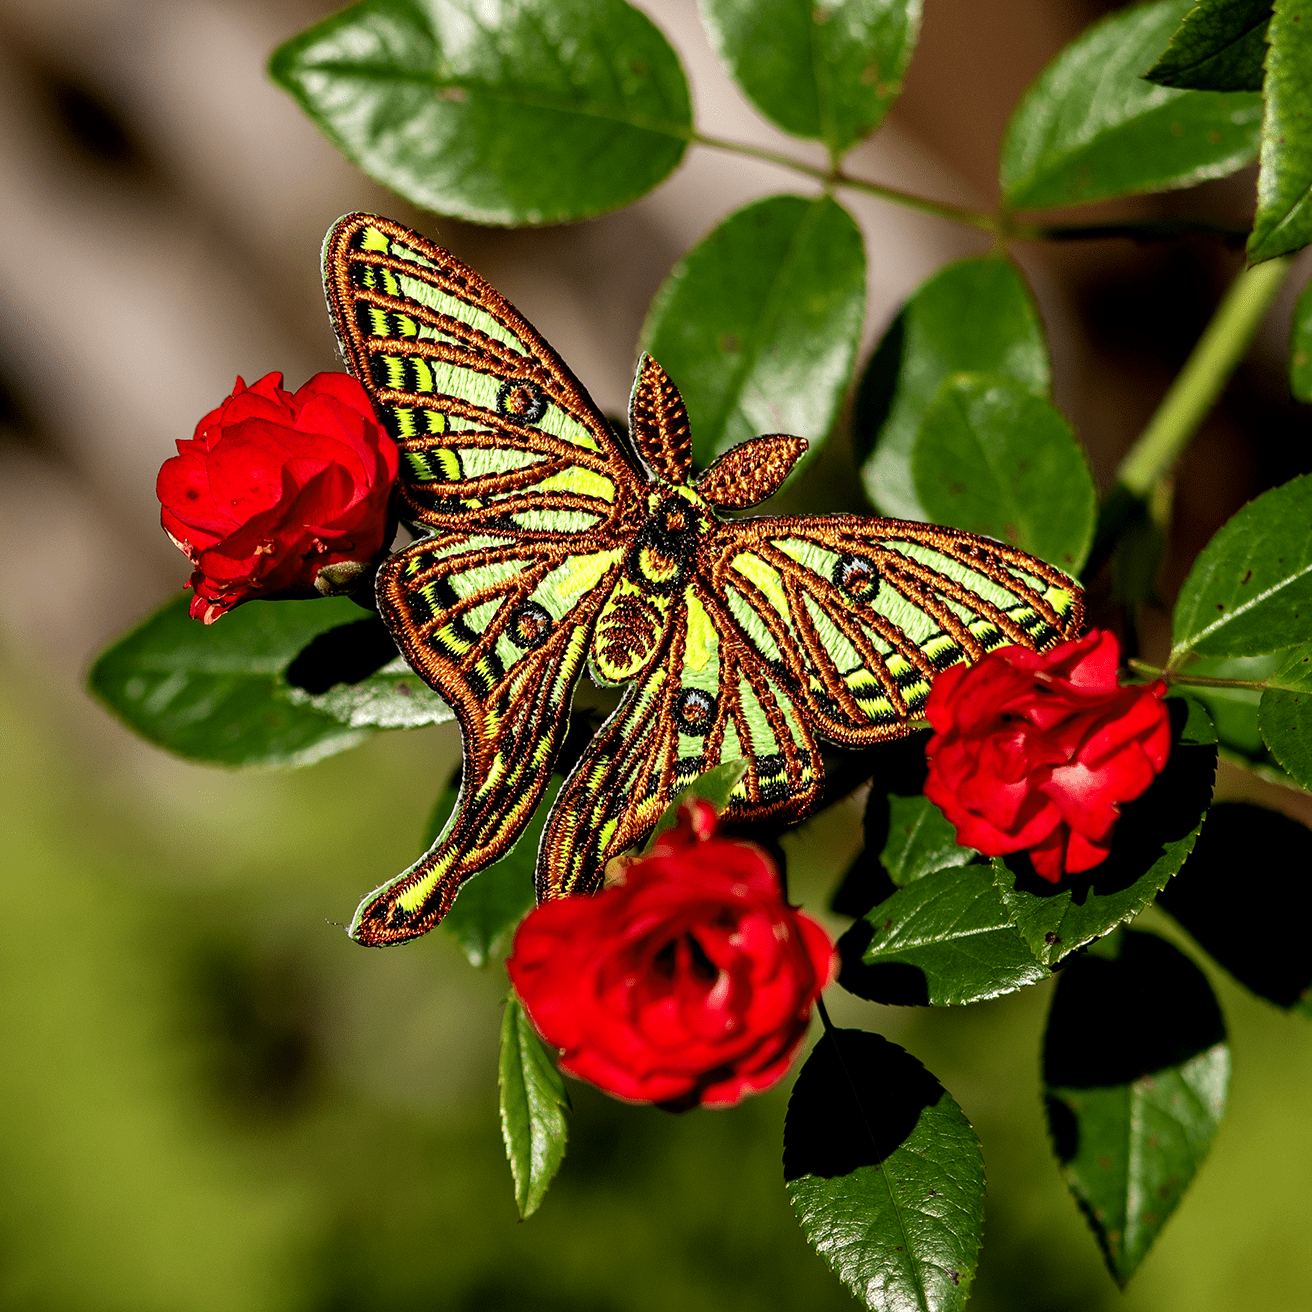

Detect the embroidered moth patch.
[{"left": 321, "top": 213, "right": 1085, "bottom": 946}]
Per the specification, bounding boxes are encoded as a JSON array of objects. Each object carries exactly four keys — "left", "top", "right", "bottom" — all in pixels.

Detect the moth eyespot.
[
  {"left": 507, "top": 600, "right": 553, "bottom": 649},
  {"left": 833, "top": 553, "right": 879, "bottom": 602},
  {"left": 673, "top": 687, "right": 718, "bottom": 736},
  {"left": 496, "top": 378, "right": 548, "bottom": 424}
]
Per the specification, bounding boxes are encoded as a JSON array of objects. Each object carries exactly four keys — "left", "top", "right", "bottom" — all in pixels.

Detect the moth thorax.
[{"left": 591, "top": 575, "right": 675, "bottom": 685}]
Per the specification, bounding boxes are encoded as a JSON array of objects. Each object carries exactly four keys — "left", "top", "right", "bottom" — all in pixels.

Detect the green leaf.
[
  {"left": 280, "top": 615, "right": 454, "bottom": 730},
  {"left": 698, "top": 0, "right": 922, "bottom": 157},
  {"left": 856, "top": 257, "right": 1050, "bottom": 521},
  {"left": 1258, "top": 645, "right": 1312, "bottom": 788},
  {"left": 830, "top": 732, "right": 932, "bottom": 917},
  {"left": 1250, "top": 0, "right": 1312, "bottom": 262},
  {"left": 838, "top": 865, "right": 1047, "bottom": 1007},
  {"left": 1159, "top": 802, "right": 1312, "bottom": 1013},
  {"left": 1170, "top": 473, "right": 1312, "bottom": 660},
  {"left": 1145, "top": 0, "right": 1271, "bottom": 92},
  {"left": 644, "top": 758, "right": 749, "bottom": 848},
  {"left": 1174, "top": 653, "right": 1281, "bottom": 758},
  {"left": 880, "top": 795, "right": 976, "bottom": 888},
  {"left": 499, "top": 997, "right": 570, "bottom": 1220},
  {"left": 911, "top": 373, "right": 1096, "bottom": 573},
  {"left": 270, "top": 0, "right": 691, "bottom": 226},
  {"left": 784, "top": 1028, "right": 985, "bottom": 1312},
  {"left": 1000, "top": 0, "right": 1263, "bottom": 211},
  {"left": 1043, "top": 930, "right": 1229, "bottom": 1286},
  {"left": 640, "top": 194, "right": 866, "bottom": 470},
  {"left": 423, "top": 773, "right": 563, "bottom": 967},
  {"left": 992, "top": 697, "right": 1218, "bottom": 966},
  {"left": 87, "top": 594, "right": 443, "bottom": 767},
  {"left": 1290, "top": 275, "right": 1312, "bottom": 400}
]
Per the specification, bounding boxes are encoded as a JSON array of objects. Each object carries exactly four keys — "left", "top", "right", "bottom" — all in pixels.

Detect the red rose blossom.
[
  {"left": 157, "top": 371, "right": 399, "bottom": 623},
  {"left": 506, "top": 800, "right": 836, "bottom": 1110},
  {"left": 923, "top": 629, "right": 1170, "bottom": 883}
]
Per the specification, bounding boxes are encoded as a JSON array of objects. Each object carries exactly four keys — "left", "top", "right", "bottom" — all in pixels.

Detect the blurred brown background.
[{"left": 1, "top": 2, "right": 1311, "bottom": 1309}]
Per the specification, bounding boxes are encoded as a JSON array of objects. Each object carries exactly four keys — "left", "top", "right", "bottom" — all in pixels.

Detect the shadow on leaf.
[
  {"left": 1159, "top": 802, "right": 1312, "bottom": 1010},
  {"left": 1043, "top": 930, "right": 1224, "bottom": 1098},
  {"left": 285, "top": 616, "right": 399, "bottom": 693},
  {"left": 834, "top": 920, "right": 930, "bottom": 1006},
  {"left": 783, "top": 1028, "right": 942, "bottom": 1179}
]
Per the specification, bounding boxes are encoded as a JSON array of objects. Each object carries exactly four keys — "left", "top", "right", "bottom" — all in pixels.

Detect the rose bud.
[
  {"left": 507, "top": 800, "right": 836, "bottom": 1110},
  {"left": 923, "top": 629, "right": 1171, "bottom": 883},
  {"left": 157, "top": 371, "right": 399, "bottom": 623}
]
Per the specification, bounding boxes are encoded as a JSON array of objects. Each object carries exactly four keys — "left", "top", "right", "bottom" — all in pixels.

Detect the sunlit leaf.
[
  {"left": 1044, "top": 931, "right": 1229, "bottom": 1285},
  {"left": 857, "top": 257, "right": 1050, "bottom": 520},
  {"left": 1145, "top": 0, "right": 1271, "bottom": 92},
  {"left": 88, "top": 594, "right": 450, "bottom": 768},
  {"left": 699, "top": 0, "right": 922, "bottom": 157},
  {"left": 270, "top": 0, "right": 692, "bottom": 225},
  {"left": 911, "top": 373, "right": 1096, "bottom": 573},
  {"left": 1000, "top": 0, "right": 1262, "bottom": 211},
  {"left": 1171, "top": 473, "right": 1312, "bottom": 660},
  {"left": 785, "top": 1028, "right": 985, "bottom": 1311},
  {"left": 838, "top": 865, "right": 1047, "bottom": 1007},
  {"left": 880, "top": 795, "right": 976, "bottom": 888},
  {"left": 499, "top": 996, "right": 570, "bottom": 1219},
  {"left": 641, "top": 194, "right": 866, "bottom": 470},
  {"left": 1249, "top": 0, "right": 1312, "bottom": 263},
  {"left": 1258, "top": 644, "right": 1312, "bottom": 789}
]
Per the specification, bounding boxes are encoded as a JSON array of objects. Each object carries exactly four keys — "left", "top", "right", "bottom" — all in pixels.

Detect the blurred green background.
[
  {"left": 6, "top": 651, "right": 1312, "bottom": 1311},
  {"left": 2, "top": 0, "right": 1312, "bottom": 1306}
]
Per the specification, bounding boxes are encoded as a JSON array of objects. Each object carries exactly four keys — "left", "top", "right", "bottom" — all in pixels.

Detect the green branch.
[{"left": 1117, "top": 255, "right": 1296, "bottom": 498}]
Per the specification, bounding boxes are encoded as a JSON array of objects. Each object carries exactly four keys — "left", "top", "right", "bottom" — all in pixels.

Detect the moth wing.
[
  {"left": 323, "top": 212, "right": 644, "bottom": 538},
  {"left": 537, "top": 580, "right": 821, "bottom": 901},
  {"left": 351, "top": 530, "right": 625, "bottom": 944},
  {"left": 711, "top": 515, "right": 1085, "bottom": 746}
]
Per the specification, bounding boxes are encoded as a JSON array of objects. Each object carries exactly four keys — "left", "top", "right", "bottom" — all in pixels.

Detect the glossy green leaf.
[
  {"left": 1000, "top": 0, "right": 1263, "bottom": 211},
  {"left": 911, "top": 374, "right": 1096, "bottom": 573},
  {"left": 641, "top": 194, "right": 866, "bottom": 470},
  {"left": 830, "top": 733, "right": 933, "bottom": 917},
  {"left": 645, "top": 758, "right": 749, "bottom": 847},
  {"left": 838, "top": 865, "right": 1047, "bottom": 1007},
  {"left": 1173, "top": 652, "right": 1280, "bottom": 758},
  {"left": 499, "top": 996, "right": 570, "bottom": 1220},
  {"left": 1159, "top": 802, "right": 1312, "bottom": 1014},
  {"left": 698, "top": 0, "right": 921, "bottom": 157},
  {"left": 880, "top": 795, "right": 976, "bottom": 888},
  {"left": 1171, "top": 473, "right": 1312, "bottom": 660},
  {"left": 1044, "top": 931, "right": 1229, "bottom": 1286},
  {"left": 784, "top": 1028, "right": 985, "bottom": 1312},
  {"left": 1250, "top": 0, "right": 1312, "bottom": 262},
  {"left": 1145, "top": 0, "right": 1271, "bottom": 92},
  {"left": 992, "top": 698, "right": 1217, "bottom": 966},
  {"left": 270, "top": 0, "right": 692, "bottom": 226},
  {"left": 857, "top": 257, "right": 1050, "bottom": 521},
  {"left": 1290, "top": 275, "right": 1312, "bottom": 400},
  {"left": 1258, "top": 645, "right": 1312, "bottom": 788},
  {"left": 88, "top": 594, "right": 451, "bottom": 767},
  {"left": 423, "top": 773, "right": 562, "bottom": 967}
]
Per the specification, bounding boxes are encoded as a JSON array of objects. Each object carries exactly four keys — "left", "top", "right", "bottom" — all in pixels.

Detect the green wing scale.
[{"left": 323, "top": 213, "right": 1086, "bottom": 947}]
